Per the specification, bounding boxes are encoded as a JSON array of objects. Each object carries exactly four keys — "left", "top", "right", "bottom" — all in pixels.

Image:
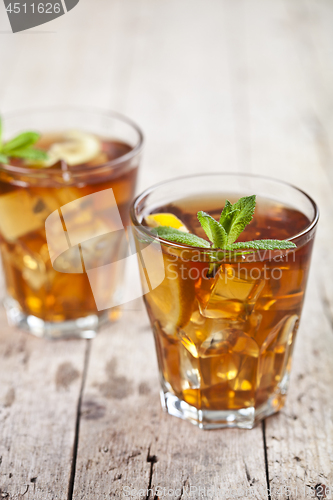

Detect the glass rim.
[
  {"left": 0, "top": 106, "right": 144, "bottom": 176},
  {"left": 130, "top": 172, "right": 319, "bottom": 253}
]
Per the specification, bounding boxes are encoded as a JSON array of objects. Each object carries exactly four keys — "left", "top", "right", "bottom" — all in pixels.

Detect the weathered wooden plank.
[
  {"left": 282, "top": 0, "right": 333, "bottom": 323},
  {"left": 146, "top": 415, "right": 268, "bottom": 500},
  {"left": 235, "top": 1, "right": 333, "bottom": 498},
  {"left": 73, "top": 305, "right": 268, "bottom": 500},
  {"left": 237, "top": 0, "right": 333, "bottom": 310},
  {"left": 285, "top": 0, "right": 333, "bottom": 187},
  {"left": 0, "top": 4, "right": 135, "bottom": 498},
  {"left": 71, "top": 1, "right": 270, "bottom": 497},
  {"left": 72, "top": 307, "right": 159, "bottom": 499},
  {"left": 125, "top": 0, "right": 240, "bottom": 191},
  {"left": 1, "top": 2, "right": 155, "bottom": 500},
  {"left": 1, "top": 0, "right": 333, "bottom": 499},
  {"left": 264, "top": 283, "right": 333, "bottom": 499},
  {"left": 0, "top": 314, "right": 86, "bottom": 499},
  {"left": 0, "top": 0, "right": 144, "bottom": 111}
]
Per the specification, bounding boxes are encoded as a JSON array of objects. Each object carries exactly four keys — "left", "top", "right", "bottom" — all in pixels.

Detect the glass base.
[
  {"left": 3, "top": 297, "right": 111, "bottom": 339},
  {"left": 160, "top": 390, "right": 286, "bottom": 429}
]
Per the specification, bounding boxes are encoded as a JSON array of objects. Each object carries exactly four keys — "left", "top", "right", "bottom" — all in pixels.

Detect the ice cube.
[
  {"left": 80, "top": 229, "right": 127, "bottom": 270},
  {"left": 1, "top": 241, "right": 48, "bottom": 291},
  {"left": 22, "top": 268, "right": 47, "bottom": 290},
  {"left": 199, "top": 326, "right": 259, "bottom": 390},
  {"left": 214, "top": 353, "right": 239, "bottom": 381},
  {"left": 178, "top": 310, "right": 242, "bottom": 358},
  {"left": 176, "top": 311, "right": 213, "bottom": 358},
  {"left": 229, "top": 357, "right": 258, "bottom": 392},
  {"left": 0, "top": 190, "right": 56, "bottom": 241},
  {"left": 230, "top": 331, "right": 259, "bottom": 358},
  {"left": 60, "top": 188, "right": 123, "bottom": 247},
  {"left": 257, "top": 315, "right": 298, "bottom": 392},
  {"left": 198, "top": 265, "right": 264, "bottom": 321},
  {"left": 276, "top": 314, "right": 299, "bottom": 348},
  {"left": 52, "top": 187, "right": 85, "bottom": 209},
  {"left": 258, "top": 351, "right": 275, "bottom": 390},
  {"left": 256, "top": 292, "right": 303, "bottom": 312},
  {"left": 199, "top": 326, "right": 235, "bottom": 358},
  {"left": 272, "top": 315, "right": 299, "bottom": 385},
  {"left": 200, "top": 352, "right": 240, "bottom": 387},
  {"left": 179, "top": 347, "right": 201, "bottom": 390},
  {"left": 259, "top": 314, "right": 298, "bottom": 354},
  {"left": 177, "top": 330, "right": 200, "bottom": 358},
  {"left": 52, "top": 247, "right": 84, "bottom": 274},
  {"left": 244, "top": 311, "right": 262, "bottom": 335}
]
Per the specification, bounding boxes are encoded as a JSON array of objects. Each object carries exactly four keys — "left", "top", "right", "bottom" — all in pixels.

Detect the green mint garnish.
[
  {"left": 220, "top": 194, "right": 256, "bottom": 244},
  {"left": 151, "top": 226, "right": 210, "bottom": 248},
  {"left": 0, "top": 117, "right": 48, "bottom": 165},
  {"left": 197, "top": 211, "right": 228, "bottom": 248},
  {"left": 228, "top": 239, "right": 296, "bottom": 250},
  {"left": 151, "top": 195, "right": 297, "bottom": 252}
]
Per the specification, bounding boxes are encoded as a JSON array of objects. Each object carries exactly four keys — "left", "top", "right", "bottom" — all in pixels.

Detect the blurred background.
[
  {"left": 1, "top": 0, "right": 332, "bottom": 192},
  {"left": 0, "top": 0, "right": 333, "bottom": 289}
]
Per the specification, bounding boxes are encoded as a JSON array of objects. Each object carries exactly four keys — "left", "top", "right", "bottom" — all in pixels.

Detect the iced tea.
[
  {"left": 0, "top": 110, "right": 143, "bottom": 338},
  {"left": 132, "top": 175, "right": 318, "bottom": 428}
]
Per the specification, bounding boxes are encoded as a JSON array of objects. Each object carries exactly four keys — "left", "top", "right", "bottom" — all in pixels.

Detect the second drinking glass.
[{"left": 0, "top": 108, "right": 143, "bottom": 339}]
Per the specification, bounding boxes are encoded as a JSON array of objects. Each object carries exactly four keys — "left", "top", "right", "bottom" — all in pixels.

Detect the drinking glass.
[
  {"left": 0, "top": 108, "right": 143, "bottom": 339},
  {"left": 130, "top": 173, "right": 318, "bottom": 429}
]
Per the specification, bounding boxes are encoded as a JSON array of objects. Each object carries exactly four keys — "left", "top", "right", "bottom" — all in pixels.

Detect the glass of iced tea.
[
  {"left": 0, "top": 108, "right": 143, "bottom": 339},
  {"left": 130, "top": 173, "right": 318, "bottom": 429}
]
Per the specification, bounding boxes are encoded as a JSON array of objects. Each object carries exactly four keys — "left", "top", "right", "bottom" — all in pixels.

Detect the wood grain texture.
[
  {"left": 235, "top": 1, "right": 333, "bottom": 498},
  {"left": 264, "top": 282, "right": 333, "bottom": 499},
  {"left": 0, "top": 0, "right": 332, "bottom": 498},
  {"left": 72, "top": 308, "right": 268, "bottom": 500},
  {"left": 72, "top": 308, "right": 161, "bottom": 499},
  {"left": 0, "top": 311, "right": 87, "bottom": 499},
  {"left": 70, "top": 2, "right": 268, "bottom": 497}
]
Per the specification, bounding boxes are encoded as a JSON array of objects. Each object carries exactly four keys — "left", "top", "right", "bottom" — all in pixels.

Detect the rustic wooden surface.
[{"left": 0, "top": 0, "right": 332, "bottom": 499}]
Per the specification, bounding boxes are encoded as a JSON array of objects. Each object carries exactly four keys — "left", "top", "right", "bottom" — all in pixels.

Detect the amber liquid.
[
  {"left": 0, "top": 136, "right": 138, "bottom": 322},
  {"left": 142, "top": 195, "right": 313, "bottom": 412}
]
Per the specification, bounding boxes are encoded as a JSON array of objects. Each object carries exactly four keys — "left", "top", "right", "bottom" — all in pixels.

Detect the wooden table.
[{"left": 0, "top": 1, "right": 333, "bottom": 498}]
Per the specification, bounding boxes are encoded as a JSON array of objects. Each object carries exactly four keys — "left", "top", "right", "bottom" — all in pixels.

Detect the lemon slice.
[
  {"left": 145, "top": 213, "right": 189, "bottom": 232},
  {"left": 44, "top": 130, "right": 101, "bottom": 167},
  {"left": 145, "top": 253, "right": 195, "bottom": 335}
]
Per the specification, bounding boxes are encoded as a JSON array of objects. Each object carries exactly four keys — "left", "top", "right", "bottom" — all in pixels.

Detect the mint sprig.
[
  {"left": 0, "top": 117, "right": 48, "bottom": 165},
  {"left": 222, "top": 195, "right": 256, "bottom": 244},
  {"left": 197, "top": 211, "right": 228, "bottom": 248},
  {"left": 227, "top": 239, "right": 296, "bottom": 250},
  {"left": 151, "top": 226, "right": 210, "bottom": 248},
  {"left": 151, "top": 195, "right": 296, "bottom": 252}
]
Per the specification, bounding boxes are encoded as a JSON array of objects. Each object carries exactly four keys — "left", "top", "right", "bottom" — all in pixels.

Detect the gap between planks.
[
  {"left": 143, "top": 423, "right": 271, "bottom": 500},
  {"left": 67, "top": 340, "right": 91, "bottom": 500}
]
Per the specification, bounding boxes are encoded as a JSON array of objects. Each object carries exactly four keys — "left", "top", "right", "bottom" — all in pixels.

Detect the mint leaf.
[
  {"left": 225, "top": 195, "right": 256, "bottom": 244},
  {"left": 10, "top": 148, "right": 48, "bottom": 161},
  {"left": 0, "top": 118, "right": 48, "bottom": 165},
  {"left": 2, "top": 132, "right": 40, "bottom": 154},
  {"left": 228, "top": 239, "right": 296, "bottom": 250},
  {"left": 197, "top": 211, "right": 228, "bottom": 248},
  {"left": 0, "top": 153, "right": 8, "bottom": 163},
  {"left": 146, "top": 195, "right": 297, "bottom": 255},
  {"left": 152, "top": 226, "right": 211, "bottom": 248},
  {"left": 219, "top": 200, "right": 241, "bottom": 235}
]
